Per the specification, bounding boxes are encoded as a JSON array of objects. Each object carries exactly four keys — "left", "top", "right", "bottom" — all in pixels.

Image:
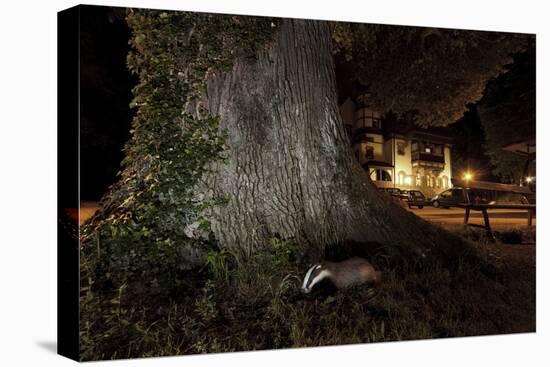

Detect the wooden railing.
[{"left": 411, "top": 151, "right": 445, "bottom": 163}]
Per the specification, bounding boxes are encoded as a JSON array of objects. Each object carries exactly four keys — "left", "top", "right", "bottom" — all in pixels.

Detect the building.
[{"left": 340, "top": 95, "right": 453, "bottom": 197}]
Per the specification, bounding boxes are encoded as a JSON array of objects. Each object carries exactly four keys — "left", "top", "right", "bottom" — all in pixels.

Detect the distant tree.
[
  {"left": 448, "top": 104, "right": 496, "bottom": 181},
  {"left": 79, "top": 7, "right": 135, "bottom": 200},
  {"left": 477, "top": 41, "right": 535, "bottom": 183}
]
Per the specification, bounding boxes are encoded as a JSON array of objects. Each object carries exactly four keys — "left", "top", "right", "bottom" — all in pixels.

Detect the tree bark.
[{"left": 202, "top": 19, "right": 440, "bottom": 257}]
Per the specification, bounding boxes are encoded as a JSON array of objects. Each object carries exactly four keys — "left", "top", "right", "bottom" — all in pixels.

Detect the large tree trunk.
[{"left": 201, "top": 19, "right": 437, "bottom": 257}]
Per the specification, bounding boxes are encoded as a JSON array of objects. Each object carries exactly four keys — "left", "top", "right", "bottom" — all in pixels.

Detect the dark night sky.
[{"left": 80, "top": 6, "right": 136, "bottom": 200}]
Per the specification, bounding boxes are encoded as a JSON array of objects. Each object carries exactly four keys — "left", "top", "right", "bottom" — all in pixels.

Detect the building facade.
[{"left": 340, "top": 96, "right": 453, "bottom": 198}]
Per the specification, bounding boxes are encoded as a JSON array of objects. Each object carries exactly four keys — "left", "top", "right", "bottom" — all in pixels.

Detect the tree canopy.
[
  {"left": 477, "top": 41, "right": 535, "bottom": 182},
  {"left": 448, "top": 104, "right": 495, "bottom": 181},
  {"left": 334, "top": 23, "right": 532, "bottom": 126}
]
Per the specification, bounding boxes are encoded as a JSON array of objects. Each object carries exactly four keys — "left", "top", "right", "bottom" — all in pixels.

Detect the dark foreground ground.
[{"left": 79, "top": 222, "right": 535, "bottom": 361}]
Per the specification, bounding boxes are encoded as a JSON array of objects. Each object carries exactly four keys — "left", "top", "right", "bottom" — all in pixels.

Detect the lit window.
[
  {"left": 366, "top": 146, "right": 374, "bottom": 160},
  {"left": 398, "top": 172, "right": 406, "bottom": 185},
  {"left": 370, "top": 169, "right": 392, "bottom": 182},
  {"left": 426, "top": 176, "right": 435, "bottom": 188}
]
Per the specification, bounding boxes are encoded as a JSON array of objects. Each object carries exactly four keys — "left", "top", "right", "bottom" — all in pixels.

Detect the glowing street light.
[
  {"left": 463, "top": 172, "right": 473, "bottom": 181},
  {"left": 404, "top": 177, "right": 412, "bottom": 185},
  {"left": 525, "top": 176, "right": 534, "bottom": 183}
]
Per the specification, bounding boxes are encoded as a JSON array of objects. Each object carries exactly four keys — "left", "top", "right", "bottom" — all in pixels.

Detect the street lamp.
[
  {"left": 404, "top": 177, "right": 412, "bottom": 186},
  {"left": 525, "top": 176, "right": 534, "bottom": 183},
  {"left": 463, "top": 172, "right": 473, "bottom": 181}
]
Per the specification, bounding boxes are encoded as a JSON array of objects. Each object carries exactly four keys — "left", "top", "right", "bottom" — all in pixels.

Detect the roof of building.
[{"left": 385, "top": 120, "right": 454, "bottom": 144}]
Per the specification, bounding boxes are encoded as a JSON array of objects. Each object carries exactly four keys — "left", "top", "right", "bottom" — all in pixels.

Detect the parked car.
[
  {"left": 383, "top": 187, "right": 402, "bottom": 195},
  {"left": 402, "top": 190, "right": 427, "bottom": 209},
  {"left": 431, "top": 187, "right": 497, "bottom": 208},
  {"left": 431, "top": 184, "right": 533, "bottom": 209},
  {"left": 377, "top": 187, "right": 402, "bottom": 196},
  {"left": 378, "top": 188, "right": 426, "bottom": 208},
  {"left": 392, "top": 189, "right": 409, "bottom": 200},
  {"left": 431, "top": 188, "right": 466, "bottom": 208},
  {"left": 390, "top": 189, "right": 416, "bottom": 204}
]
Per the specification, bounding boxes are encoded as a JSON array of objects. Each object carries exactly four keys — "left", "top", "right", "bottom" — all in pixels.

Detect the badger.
[{"left": 301, "top": 257, "right": 381, "bottom": 293}]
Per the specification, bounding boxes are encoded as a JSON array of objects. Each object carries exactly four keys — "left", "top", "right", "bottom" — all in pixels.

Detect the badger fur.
[{"left": 301, "top": 257, "right": 381, "bottom": 293}]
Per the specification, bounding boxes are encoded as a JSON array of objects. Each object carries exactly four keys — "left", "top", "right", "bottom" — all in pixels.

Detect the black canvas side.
[{"left": 57, "top": 4, "right": 80, "bottom": 362}]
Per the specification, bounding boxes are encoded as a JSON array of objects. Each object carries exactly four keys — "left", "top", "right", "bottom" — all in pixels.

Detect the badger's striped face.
[{"left": 302, "top": 264, "right": 328, "bottom": 293}]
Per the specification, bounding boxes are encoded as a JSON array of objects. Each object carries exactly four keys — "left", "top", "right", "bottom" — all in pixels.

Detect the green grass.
[{"left": 79, "top": 227, "right": 535, "bottom": 361}]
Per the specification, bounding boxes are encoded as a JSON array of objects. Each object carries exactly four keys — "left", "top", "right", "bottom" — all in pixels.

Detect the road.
[
  {"left": 73, "top": 201, "right": 535, "bottom": 229},
  {"left": 66, "top": 201, "right": 100, "bottom": 225},
  {"left": 406, "top": 206, "right": 535, "bottom": 228}
]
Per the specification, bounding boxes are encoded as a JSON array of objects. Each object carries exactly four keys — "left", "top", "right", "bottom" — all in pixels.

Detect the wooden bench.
[
  {"left": 451, "top": 178, "right": 535, "bottom": 241},
  {"left": 457, "top": 203, "right": 535, "bottom": 241}
]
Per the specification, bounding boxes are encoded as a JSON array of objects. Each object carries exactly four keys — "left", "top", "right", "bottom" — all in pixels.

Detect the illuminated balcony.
[{"left": 412, "top": 152, "right": 445, "bottom": 164}]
